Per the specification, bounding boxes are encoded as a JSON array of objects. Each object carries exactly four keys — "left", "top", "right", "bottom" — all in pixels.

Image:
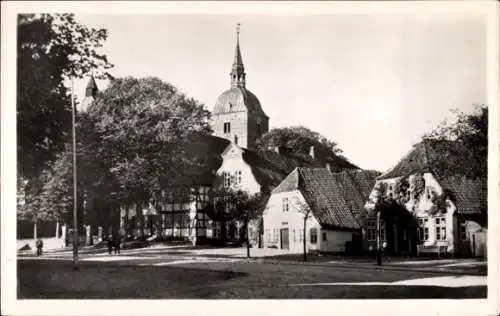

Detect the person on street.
[
  {"left": 107, "top": 234, "right": 113, "bottom": 255},
  {"left": 36, "top": 239, "right": 43, "bottom": 256},
  {"left": 113, "top": 233, "right": 121, "bottom": 254}
]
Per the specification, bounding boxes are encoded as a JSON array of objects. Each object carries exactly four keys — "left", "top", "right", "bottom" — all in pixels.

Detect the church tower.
[
  {"left": 211, "top": 24, "right": 269, "bottom": 149},
  {"left": 81, "top": 76, "right": 98, "bottom": 112}
]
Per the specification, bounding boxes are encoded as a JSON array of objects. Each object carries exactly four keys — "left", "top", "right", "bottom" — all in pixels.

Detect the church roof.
[
  {"left": 85, "top": 76, "right": 98, "bottom": 97},
  {"left": 213, "top": 24, "right": 267, "bottom": 118},
  {"left": 213, "top": 86, "right": 267, "bottom": 117},
  {"left": 272, "top": 168, "right": 379, "bottom": 230}
]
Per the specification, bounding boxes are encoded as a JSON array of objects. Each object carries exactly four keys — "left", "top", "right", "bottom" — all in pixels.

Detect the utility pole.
[{"left": 71, "top": 78, "right": 79, "bottom": 269}]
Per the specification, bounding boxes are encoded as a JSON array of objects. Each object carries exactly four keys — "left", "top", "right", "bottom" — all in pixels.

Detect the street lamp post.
[
  {"left": 71, "top": 78, "right": 79, "bottom": 269},
  {"left": 376, "top": 210, "right": 382, "bottom": 266}
]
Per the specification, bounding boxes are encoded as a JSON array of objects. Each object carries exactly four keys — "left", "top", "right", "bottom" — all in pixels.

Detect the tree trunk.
[
  {"left": 125, "top": 205, "right": 130, "bottom": 237},
  {"left": 303, "top": 217, "right": 307, "bottom": 262},
  {"left": 246, "top": 218, "right": 250, "bottom": 258},
  {"left": 55, "top": 221, "right": 60, "bottom": 239},
  {"left": 33, "top": 220, "right": 38, "bottom": 245},
  {"left": 136, "top": 201, "right": 144, "bottom": 239}
]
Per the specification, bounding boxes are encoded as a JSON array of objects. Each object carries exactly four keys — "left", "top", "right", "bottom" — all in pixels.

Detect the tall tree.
[
  {"left": 17, "top": 13, "right": 113, "bottom": 180},
  {"left": 18, "top": 112, "right": 112, "bottom": 238},
  {"left": 424, "top": 105, "right": 487, "bottom": 179},
  {"left": 255, "top": 126, "right": 344, "bottom": 159},
  {"left": 218, "top": 189, "right": 265, "bottom": 258},
  {"left": 87, "top": 76, "right": 212, "bottom": 237}
]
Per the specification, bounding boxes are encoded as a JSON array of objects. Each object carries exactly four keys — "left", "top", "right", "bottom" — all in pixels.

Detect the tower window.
[
  {"left": 234, "top": 135, "right": 238, "bottom": 144},
  {"left": 223, "top": 122, "right": 231, "bottom": 134},
  {"left": 256, "top": 122, "right": 262, "bottom": 136}
]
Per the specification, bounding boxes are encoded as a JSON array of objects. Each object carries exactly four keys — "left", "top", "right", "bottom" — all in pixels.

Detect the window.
[
  {"left": 310, "top": 228, "right": 318, "bottom": 244},
  {"left": 322, "top": 232, "right": 327, "bottom": 241},
  {"left": 213, "top": 222, "right": 221, "bottom": 238},
  {"left": 380, "top": 220, "right": 386, "bottom": 241},
  {"left": 418, "top": 218, "right": 429, "bottom": 241},
  {"left": 164, "top": 213, "right": 173, "bottom": 228},
  {"left": 367, "top": 219, "right": 376, "bottom": 241},
  {"left": 435, "top": 217, "right": 446, "bottom": 241},
  {"left": 299, "top": 229, "right": 304, "bottom": 242},
  {"left": 265, "top": 229, "right": 270, "bottom": 242},
  {"left": 223, "top": 172, "right": 231, "bottom": 187},
  {"left": 234, "top": 135, "right": 238, "bottom": 144},
  {"left": 367, "top": 219, "right": 386, "bottom": 241},
  {"left": 161, "top": 214, "right": 166, "bottom": 229},
  {"left": 256, "top": 123, "right": 262, "bottom": 136},
  {"left": 223, "top": 122, "right": 231, "bottom": 134},
  {"left": 460, "top": 221, "right": 467, "bottom": 240},
  {"left": 273, "top": 229, "right": 279, "bottom": 242},
  {"left": 234, "top": 170, "right": 242, "bottom": 185},
  {"left": 282, "top": 198, "right": 289, "bottom": 212},
  {"left": 293, "top": 229, "right": 296, "bottom": 242},
  {"left": 196, "top": 213, "right": 209, "bottom": 228},
  {"left": 426, "top": 187, "right": 432, "bottom": 200}
]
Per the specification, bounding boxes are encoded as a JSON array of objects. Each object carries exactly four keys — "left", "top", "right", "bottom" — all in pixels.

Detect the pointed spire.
[
  {"left": 85, "top": 76, "right": 98, "bottom": 98},
  {"left": 230, "top": 23, "right": 246, "bottom": 88}
]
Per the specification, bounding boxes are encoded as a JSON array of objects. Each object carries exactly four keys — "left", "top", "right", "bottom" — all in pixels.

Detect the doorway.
[{"left": 280, "top": 228, "right": 289, "bottom": 250}]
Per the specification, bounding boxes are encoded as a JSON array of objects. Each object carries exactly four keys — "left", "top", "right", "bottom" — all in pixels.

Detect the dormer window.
[{"left": 223, "top": 122, "right": 231, "bottom": 134}]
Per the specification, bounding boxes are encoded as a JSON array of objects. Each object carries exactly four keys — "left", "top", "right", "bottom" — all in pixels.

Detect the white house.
[
  {"left": 363, "top": 140, "right": 487, "bottom": 257},
  {"left": 263, "top": 168, "right": 379, "bottom": 253}
]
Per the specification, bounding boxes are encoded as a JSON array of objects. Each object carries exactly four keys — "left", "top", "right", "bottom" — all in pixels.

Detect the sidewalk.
[{"left": 18, "top": 244, "right": 487, "bottom": 275}]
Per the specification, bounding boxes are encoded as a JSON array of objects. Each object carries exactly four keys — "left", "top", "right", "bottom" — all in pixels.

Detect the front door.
[{"left": 280, "top": 228, "right": 289, "bottom": 250}]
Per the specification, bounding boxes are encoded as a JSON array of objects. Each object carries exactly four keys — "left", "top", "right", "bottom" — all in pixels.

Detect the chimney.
[{"left": 309, "top": 146, "right": 315, "bottom": 159}]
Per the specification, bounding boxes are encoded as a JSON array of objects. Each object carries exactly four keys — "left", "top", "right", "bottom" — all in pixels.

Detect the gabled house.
[
  {"left": 212, "top": 143, "right": 357, "bottom": 245},
  {"left": 262, "top": 168, "right": 379, "bottom": 253},
  {"left": 119, "top": 134, "right": 230, "bottom": 244},
  {"left": 363, "top": 139, "right": 487, "bottom": 257}
]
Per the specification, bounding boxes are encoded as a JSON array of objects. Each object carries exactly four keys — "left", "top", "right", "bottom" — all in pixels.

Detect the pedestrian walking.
[
  {"left": 113, "top": 233, "right": 121, "bottom": 254},
  {"left": 107, "top": 234, "right": 113, "bottom": 255},
  {"left": 36, "top": 239, "right": 44, "bottom": 256}
]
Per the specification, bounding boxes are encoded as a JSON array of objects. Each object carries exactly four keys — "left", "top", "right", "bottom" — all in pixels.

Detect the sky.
[{"left": 73, "top": 13, "right": 486, "bottom": 172}]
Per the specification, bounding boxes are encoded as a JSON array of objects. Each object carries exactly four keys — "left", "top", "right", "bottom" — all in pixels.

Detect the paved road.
[{"left": 17, "top": 246, "right": 487, "bottom": 299}]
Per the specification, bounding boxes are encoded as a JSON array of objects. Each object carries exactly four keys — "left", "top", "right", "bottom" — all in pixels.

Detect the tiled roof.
[
  {"left": 378, "top": 139, "right": 468, "bottom": 180},
  {"left": 377, "top": 139, "right": 487, "bottom": 215},
  {"left": 273, "top": 168, "right": 379, "bottom": 230},
  {"left": 440, "top": 176, "right": 487, "bottom": 215},
  {"left": 241, "top": 149, "right": 322, "bottom": 192},
  {"left": 240, "top": 147, "right": 359, "bottom": 193}
]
